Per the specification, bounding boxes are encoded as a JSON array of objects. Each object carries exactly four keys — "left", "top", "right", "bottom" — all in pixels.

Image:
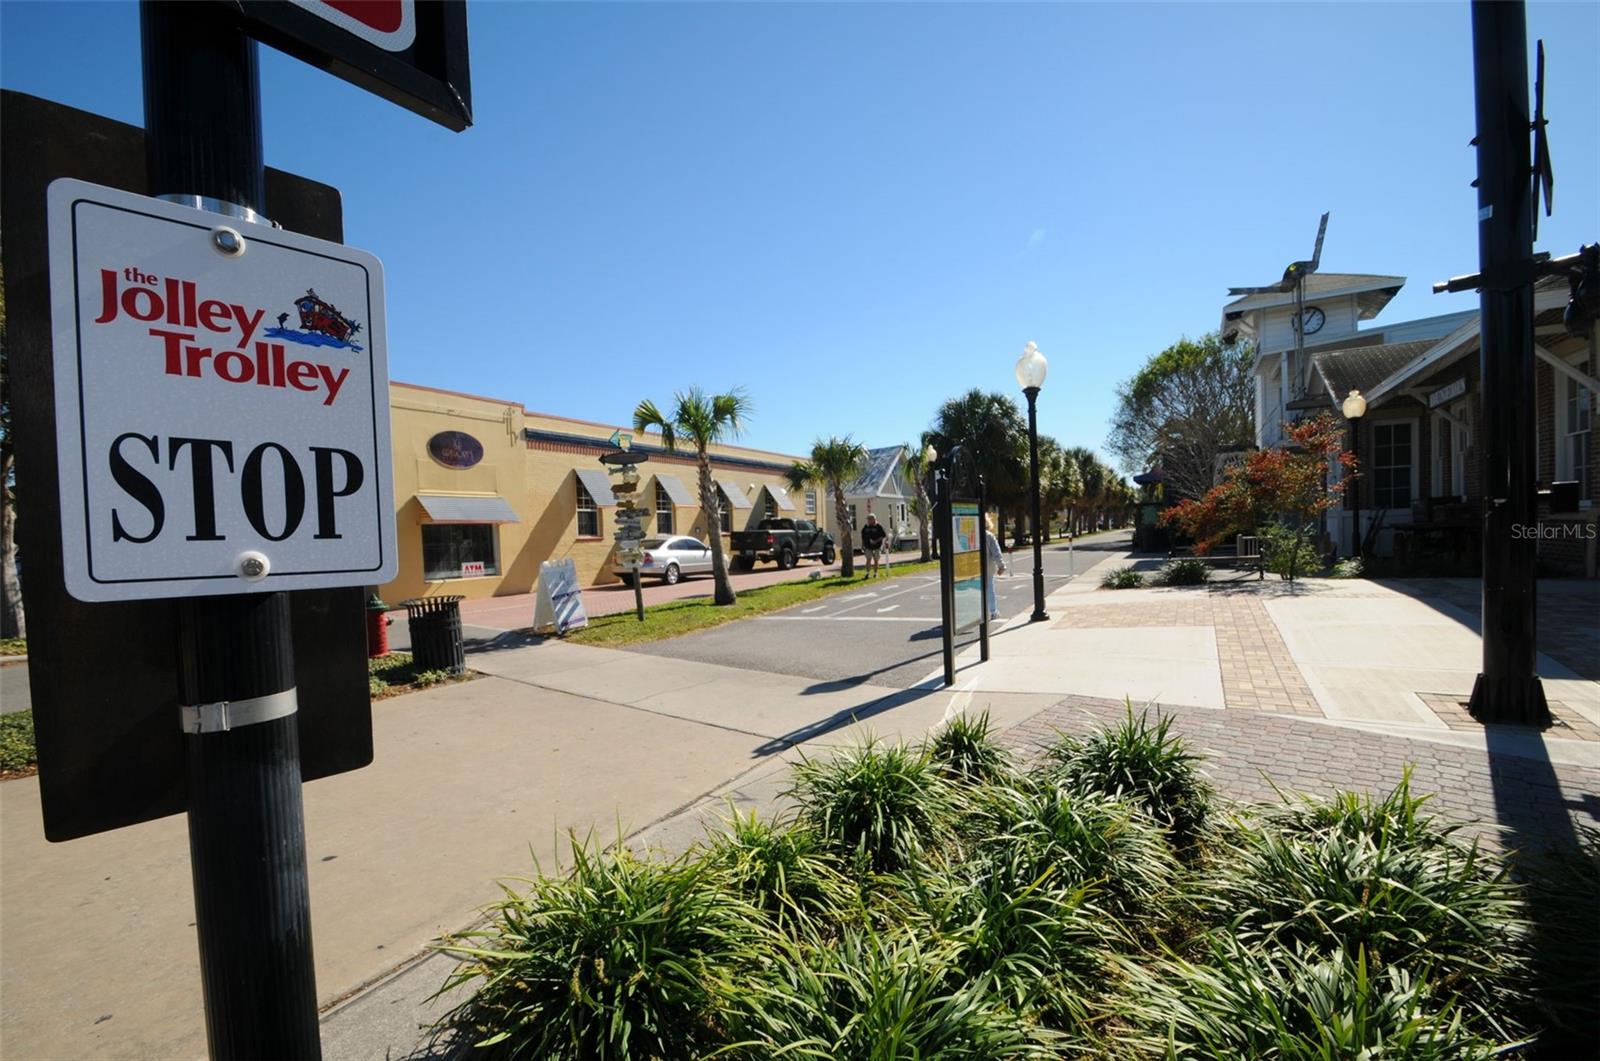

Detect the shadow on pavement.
[
  {"left": 750, "top": 687, "right": 938, "bottom": 758},
  {"left": 1483, "top": 725, "right": 1599, "bottom": 1055}
]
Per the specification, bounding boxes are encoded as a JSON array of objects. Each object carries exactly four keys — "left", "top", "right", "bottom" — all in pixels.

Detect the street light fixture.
[
  {"left": 1341, "top": 389, "right": 1367, "bottom": 557},
  {"left": 1015, "top": 341, "right": 1049, "bottom": 622}
]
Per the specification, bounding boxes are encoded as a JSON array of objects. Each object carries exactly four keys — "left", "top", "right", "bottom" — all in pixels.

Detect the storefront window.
[
  {"left": 1372, "top": 422, "right": 1414, "bottom": 510},
  {"left": 764, "top": 493, "right": 778, "bottom": 519},
  {"left": 805, "top": 489, "right": 817, "bottom": 516},
  {"left": 1561, "top": 360, "right": 1592, "bottom": 501},
  {"left": 655, "top": 481, "right": 674, "bottom": 534},
  {"left": 577, "top": 480, "right": 600, "bottom": 537},
  {"left": 422, "top": 524, "right": 499, "bottom": 580}
]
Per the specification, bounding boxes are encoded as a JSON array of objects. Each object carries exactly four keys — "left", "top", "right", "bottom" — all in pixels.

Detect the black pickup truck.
[{"left": 729, "top": 518, "right": 836, "bottom": 570}]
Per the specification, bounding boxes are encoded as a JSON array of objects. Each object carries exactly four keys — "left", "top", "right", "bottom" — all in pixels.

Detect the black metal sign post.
[
  {"left": 935, "top": 466, "right": 955, "bottom": 687},
  {"left": 142, "top": 3, "right": 321, "bottom": 1055},
  {"left": 1466, "top": 0, "right": 1549, "bottom": 726}
]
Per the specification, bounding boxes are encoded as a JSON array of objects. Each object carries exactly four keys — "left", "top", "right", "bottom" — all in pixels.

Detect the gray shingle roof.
[{"left": 1310, "top": 340, "right": 1439, "bottom": 406}]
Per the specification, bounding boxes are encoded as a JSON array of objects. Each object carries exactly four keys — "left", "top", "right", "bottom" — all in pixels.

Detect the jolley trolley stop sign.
[{"left": 48, "top": 179, "right": 396, "bottom": 600}]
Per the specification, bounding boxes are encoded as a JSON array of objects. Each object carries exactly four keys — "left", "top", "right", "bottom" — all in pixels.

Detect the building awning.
[
  {"left": 768, "top": 485, "right": 797, "bottom": 512},
  {"left": 716, "top": 478, "right": 753, "bottom": 509},
  {"left": 574, "top": 468, "right": 618, "bottom": 507},
  {"left": 653, "top": 472, "right": 697, "bottom": 507},
  {"left": 416, "top": 494, "right": 520, "bottom": 524}
]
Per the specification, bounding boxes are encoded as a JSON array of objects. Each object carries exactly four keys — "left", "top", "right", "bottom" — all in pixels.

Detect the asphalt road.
[{"left": 628, "top": 528, "right": 1132, "bottom": 689}]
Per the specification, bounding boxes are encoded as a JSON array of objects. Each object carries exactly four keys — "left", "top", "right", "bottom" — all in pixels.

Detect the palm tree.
[
  {"left": 926, "top": 389, "right": 1027, "bottom": 540},
  {"left": 787, "top": 436, "right": 869, "bottom": 577},
  {"left": 902, "top": 438, "right": 934, "bottom": 563},
  {"left": 633, "top": 387, "right": 751, "bottom": 606}
]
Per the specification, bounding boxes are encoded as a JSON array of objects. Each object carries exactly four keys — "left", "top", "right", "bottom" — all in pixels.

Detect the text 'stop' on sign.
[
  {"left": 223, "top": 0, "right": 471, "bottom": 131},
  {"left": 47, "top": 178, "right": 397, "bottom": 602}
]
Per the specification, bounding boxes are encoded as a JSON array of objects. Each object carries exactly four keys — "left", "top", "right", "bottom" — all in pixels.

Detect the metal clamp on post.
[{"left": 180, "top": 688, "right": 299, "bottom": 734}]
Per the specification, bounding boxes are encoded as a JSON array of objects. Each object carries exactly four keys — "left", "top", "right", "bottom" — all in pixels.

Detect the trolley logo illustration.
[{"left": 266, "top": 287, "right": 364, "bottom": 351}]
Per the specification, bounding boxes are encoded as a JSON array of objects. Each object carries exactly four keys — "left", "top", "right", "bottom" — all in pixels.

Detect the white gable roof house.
[
  {"left": 1222, "top": 258, "right": 1597, "bottom": 570},
  {"left": 843, "top": 446, "right": 921, "bottom": 547}
]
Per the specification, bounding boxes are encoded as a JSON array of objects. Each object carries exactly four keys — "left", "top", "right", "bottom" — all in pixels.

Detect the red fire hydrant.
[{"left": 366, "top": 592, "right": 391, "bottom": 658}]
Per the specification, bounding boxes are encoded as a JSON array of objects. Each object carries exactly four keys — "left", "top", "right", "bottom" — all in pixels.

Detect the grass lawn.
[{"left": 558, "top": 559, "right": 939, "bottom": 647}]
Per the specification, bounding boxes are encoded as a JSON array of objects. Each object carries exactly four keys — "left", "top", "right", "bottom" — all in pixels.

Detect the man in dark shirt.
[{"left": 861, "top": 513, "right": 887, "bottom": 578}]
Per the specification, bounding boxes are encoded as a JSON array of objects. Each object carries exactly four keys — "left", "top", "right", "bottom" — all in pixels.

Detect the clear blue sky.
[{"left": 4, "top": 1, "right": 1597, "bottom": 469}]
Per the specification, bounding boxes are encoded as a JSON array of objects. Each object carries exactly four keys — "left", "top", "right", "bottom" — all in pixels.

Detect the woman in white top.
[{"left": 984, "top": 512, "right": 1005, "bottom": 619}]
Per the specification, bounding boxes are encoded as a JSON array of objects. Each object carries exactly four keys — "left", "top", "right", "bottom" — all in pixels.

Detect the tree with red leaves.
[{"left": 1160, "top": 413, "right": 1357, "bottom": 581}]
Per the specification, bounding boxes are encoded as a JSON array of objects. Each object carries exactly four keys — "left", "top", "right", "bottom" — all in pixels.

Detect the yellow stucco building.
[{"left": 381, "top": 381, "right": 828, "bottom": 602}]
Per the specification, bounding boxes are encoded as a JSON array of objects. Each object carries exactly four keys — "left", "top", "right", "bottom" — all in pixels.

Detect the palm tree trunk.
[
  {"left": 913, "top": 474, "right": 931, "bottom": 563},
  {"left": 833, "top": 481, "right": 855, "bottom": 577},
  {"left": 697, "top": 454, "right": 736, "bottom": 605}
]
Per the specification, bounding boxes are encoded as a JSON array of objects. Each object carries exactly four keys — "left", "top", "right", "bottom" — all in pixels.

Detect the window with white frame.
[
  {"left": 655, "top": 481, "right": 674, "bottom": 534},
  {"left": 764, "top": 492, "right": 778, "bottom": 519},
  {"left": 1371, "top": 422, "right": 1414, "bottom": 510},
  {"left": 423, "top": 524, "right": 500, "bottom": 580},
  {"left": 848, "top": 504, "right": 858, "bottom": 531},
  {"left": 1559, "top": 358, "right": 1592, "bottom": 501},
  {"left": 716, "top": 485, "right": 732, "bottom": 533},
  {"left": 805, "top": 489, "right": 817, "bottom": 516},
  {"left": 576, "top": 479, "right": 600, "bottom": 537}
]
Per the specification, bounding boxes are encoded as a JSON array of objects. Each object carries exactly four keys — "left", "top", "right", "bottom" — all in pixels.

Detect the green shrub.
[
  {"left": 786, "top": 736, "right": 958, "bottom": 874},
  {"left": 0, "top": 711, "right": 37, "bottom": 771},
  {"left": 1331, "top": 556, "right": 1364, "bottom": 579},
  {"left": 368, "top": 675, "right": 388, "bottom": 699},
  {"left": 1114, "top": 937, "right": 1506, "bottom": 1059},
  {"left": 412, "top": 668, "right": 453, "bottom": 688},
  {"left": 977, "top": 781, "right": 1179, "bottom": 921},
  {"left": 1204, "top": 776, "right": 1532, "bottom": 1039},
  {"left": 891, "top": 855, "right": 1105, "bottom": 1033},
  {"left": 435, "top": 838, "right": 769, "bottom": 1060},
  {"left": 925, "top": 710, "right": 1011, "bottom": 785},
  {"left": 700, "top": 808, "right": 857, "bottom": 933},
  {"left": 1100, "top": 566, "right": 1145, "bottom": 589},
  {"left": 369, "top": 650, "right": 414, "bottom": 676},
  {"left": 1046, "top": 705, "right": 1212, "bottom": 846},
  {"left": 0, "top": 638, "right": 26, "bottom": 656},
  {"left": 730, "top": 925, "right": 1058, "bottom": 1058},
  {"left": 1155, "top": 556, "right": 1210, "bottom": 586},
  {"left": 1259, "top": 522, "right": 1323, "bottom": 581}
]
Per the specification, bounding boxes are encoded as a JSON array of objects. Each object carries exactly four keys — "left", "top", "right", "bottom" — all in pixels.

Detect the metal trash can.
[{"left": 399, "top": 595, "right": 465, "bottom": 676}]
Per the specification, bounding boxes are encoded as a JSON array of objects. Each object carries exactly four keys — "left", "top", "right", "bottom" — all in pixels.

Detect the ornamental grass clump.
[
  {"left": 976, "top": 781, "right": 1180, "bottom": 923},
  {"left": 1100, "top": 566, "right": 1145, "bottom": 589},
  {"left": 1113, "top": 937, "right": 1508, "bottom": 1060},
  {"left": 925, "top": 709, "right": 1012, "bottom": 786},
  {"left": 1202, "top": 774, "right": 1533, "bottom": 1041},
  {"left": 786, "top": 735, "right": 959, "bottom": 874},
  {"left": 1154, "top": 556, "right": 1210, "bottom": 586},
  {"left": 729, "top": 925, "right": 1058, "bottom": 1059},
  {"left": 1046, "top": 704, "right": 1212, "bottom": 847},
  {"left": 700, "top": 807, "right": 858, "bottom": 934},
  {"left": 434, "top": 837, "right": 769, "bottom": 1060}
]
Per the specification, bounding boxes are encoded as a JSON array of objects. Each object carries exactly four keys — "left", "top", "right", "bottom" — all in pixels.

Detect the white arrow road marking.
[
  {"left": 876, "top": 604, "right": 899, "bottom": 613},
  {"left": 801, "top": 605, "right": 826, "bottom": 613},
  {"left": 839, "top": 592, "right": 878, "bottom": 603}
]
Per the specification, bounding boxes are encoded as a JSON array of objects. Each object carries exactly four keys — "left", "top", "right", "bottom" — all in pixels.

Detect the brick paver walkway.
[
  {"left": 1002, "top": 695, "right": 1600, "bottom": 853},
  {"left": 1416, "top": 691, "right": 1600, "bottom": 742},
  {"left": 1053, "top": 598, "right": 1322, "bottom": 716}
]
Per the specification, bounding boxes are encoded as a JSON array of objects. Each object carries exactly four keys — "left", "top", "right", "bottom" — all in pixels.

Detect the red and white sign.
[
  {"left": 460, "top": 561, "right": 485, "bottom": 578},
  {"left": 291, "top": 0, "right": 416, "bottom": 53},
  {"left": 47, "top": 179, "right": 396, "bottom": 602}
]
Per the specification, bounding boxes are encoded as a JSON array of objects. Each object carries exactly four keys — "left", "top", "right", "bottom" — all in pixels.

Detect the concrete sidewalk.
[{"left": 0, "top": 631, "right": 1051, "bottom": 1060}]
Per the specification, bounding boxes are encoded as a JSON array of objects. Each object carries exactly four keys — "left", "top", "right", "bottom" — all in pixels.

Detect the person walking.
[
  {"left": 861, "top": 513, "right": 888, "bottom": 578},
  {"left": 984, "top": 512, "right": 1006, "bottom": 619}
]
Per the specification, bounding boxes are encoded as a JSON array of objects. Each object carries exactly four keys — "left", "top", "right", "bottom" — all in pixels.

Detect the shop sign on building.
[
  {"left": 428, "top": 430, "right": 484, "bottom": 469},
  {"left": 1428, "top": 377, "right": 1469, "bottom": 408},
  {"left": 48, "top": 179, "right": 396, "bottom": 602}
]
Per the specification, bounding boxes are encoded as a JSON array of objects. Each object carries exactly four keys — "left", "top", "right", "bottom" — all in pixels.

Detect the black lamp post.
[
  {"left": 1015, "top": 341, "right": 1050, "bottom": 622},
  {"left": 1342, "top": 389, "right": 1367, "bottom": 557}
]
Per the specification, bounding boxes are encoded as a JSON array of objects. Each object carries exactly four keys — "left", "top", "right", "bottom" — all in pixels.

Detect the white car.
[{"left": 613, "top": 536, "right": 714, "bottom": 586}]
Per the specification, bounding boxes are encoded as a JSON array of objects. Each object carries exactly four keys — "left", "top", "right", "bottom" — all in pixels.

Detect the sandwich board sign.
[
  {"left": 534, "top": 558, "right": 589, "bottom": 635},
  {"left": 47, "top": 178, "right": 396, "bottom": 602}
]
